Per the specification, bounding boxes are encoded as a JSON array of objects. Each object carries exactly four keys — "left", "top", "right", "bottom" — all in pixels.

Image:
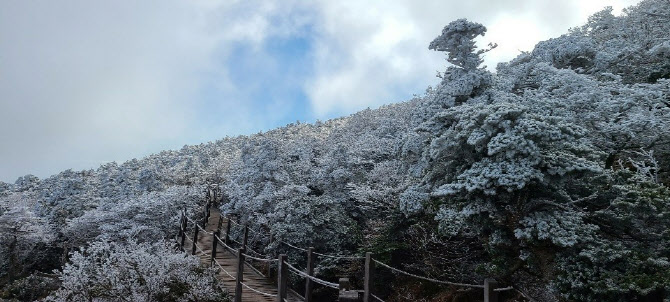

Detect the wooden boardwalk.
[
  {"left": 177, "top": 190, "right": 511, "bottom": 302},
  {"left": 184, "top": 209, "right": 303, "bottom": 302}
]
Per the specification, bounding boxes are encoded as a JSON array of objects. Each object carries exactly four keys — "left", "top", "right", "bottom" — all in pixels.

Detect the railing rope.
[
  {"left": 178, "top": 191, "right": 511, "bottom": 302},
  {"left": 312, "top": 252, "right": 364, "bottom": 260},
  {"left": 279, "top": 239, "right": 309, "bottom": 253},
  {"left": 215, "top": 235, "right": 238, "bottom": 255},
  {"left": 243, "top": 245, "right": 271, "bottom": 258},
  {"left": 372, "top": 258, "right": 484, "bottom": 289},
  {"left": 196, "top": 223, "right": 209, "bottom": 234},
  {"left": 240, "top": 252, "right": 277, "bottom": 262},
  {"left": 240, "top": 280, "right": 277, "bottom": 297},
  {"left": 285, "top": 262, "right": 339, "bottom": 289},
  {"left": 278, "top": 238, "right": 363, "bottom": 260},
  {"left": 494, "top": 286, "right": 513, "bottom": 292},
  {"left": 213, "top": 258, "right": 237, "bottom": 281},
  {"left": 228, "top": 216, "right": 364, "bottom": 260}
]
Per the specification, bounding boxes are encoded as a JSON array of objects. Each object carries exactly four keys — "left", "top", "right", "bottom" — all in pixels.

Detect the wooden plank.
[{"left": 185, "top": 209, "right": 302, "bottom": 302}]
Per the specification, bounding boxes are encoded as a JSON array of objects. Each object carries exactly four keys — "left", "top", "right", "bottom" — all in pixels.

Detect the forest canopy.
[{"left": 1, "top": 1, "right": 669, "bottom": 301}]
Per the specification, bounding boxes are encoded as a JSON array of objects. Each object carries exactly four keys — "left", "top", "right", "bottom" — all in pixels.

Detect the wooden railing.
[{"left": 177, "top": 189, "right": 514, "bottom": 302}]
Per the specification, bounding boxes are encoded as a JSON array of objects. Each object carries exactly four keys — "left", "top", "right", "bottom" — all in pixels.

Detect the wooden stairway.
[{"left": 184, "top": 209, "right": 303, "bottom": 302}]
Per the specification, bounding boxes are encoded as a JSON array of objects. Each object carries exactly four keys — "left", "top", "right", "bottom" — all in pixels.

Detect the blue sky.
[{"left": 0, "top": 0, "right": 640, "bottom": 182}]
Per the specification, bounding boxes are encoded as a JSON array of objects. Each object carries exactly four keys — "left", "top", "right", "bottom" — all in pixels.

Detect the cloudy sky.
[{"left": 0, "top": 0, "right": 640, "bottom": 182}]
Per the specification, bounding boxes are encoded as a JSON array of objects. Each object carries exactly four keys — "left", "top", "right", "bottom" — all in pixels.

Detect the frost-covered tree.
[
  {"left": 429, "top": 19, "right": 495, "bottom": 70},
  {"left": 2, "top": 2, "right": 670, "bottom": 301},
  {"left": 429, "top": 19, "right": 496, "bottom": 107},
  {"left": 39, "top": 169, "right": 99, "bottom": 226},
  {"left": 46, "top": 240, "right": 229, "bottom": 302},
  {"left": 554, "top": 168, "right": 670, "bottom": 302},
  {"left": 63, "top": 186, "right": 200, "bottom": 249},
  {"left": 0, "top": 191, "right": 58, "bottom": 290},
  {"left": 405, "top": 8, "right": 670, "bottom": 301},
  {"left": 13, "top": 174, "right": 40, "bottom": 192},
  {"left": 415, "top": 94, "right": 604, "bottom": 267}
]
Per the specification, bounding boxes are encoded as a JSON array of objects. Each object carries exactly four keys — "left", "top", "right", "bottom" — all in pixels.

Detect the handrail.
[
  {"left": 279, "top": 239, "right": 310, "bottom": 252},
  {"left": 181, "top": 195, "right": 511, "bottom": 302},
  {"left": 226, "top": 216, "right": 364, "bottom": 260},
  {"left": 215, "top": 235, "right": 238, "bottom": 255},
  {"left": 240, "top": 252, "right": 278, "bottom": 262},
  {"left": 312, "top": 251, "right": 364, "bottom": 260},
  {"left": 494, "top": 286, "right": 514, "bottom": 292},
  {"left": 213, "top": 259, "right": 237, "bottom": 281},
  {"left": 372, "top": 258, "right": 484, "bottom": 289},
  {"left": 240, "top": 281, "right": 277, "bottom": 297},
  {"left": 242, "top": 245, "right": 271, "bottom": 258},
  {"left": 185, "top": 234, "right": 207, "bottom": 255},
  {"left": 285, "top": 262, "right": 339, "bottom": 289},
  {"left": 196, "top": 223, "right": 212, "bottom": 235}
]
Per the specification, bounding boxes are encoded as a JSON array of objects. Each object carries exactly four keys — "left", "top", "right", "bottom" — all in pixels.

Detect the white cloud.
[
  {"left": 0, "top": 0, "right": 642, "bottom": 182},
  {"left": 304, "top": 0, "right": 641, "bottom": 117},
  {"left": 1, "top": 1, "right": 226, "bottom": 181}
]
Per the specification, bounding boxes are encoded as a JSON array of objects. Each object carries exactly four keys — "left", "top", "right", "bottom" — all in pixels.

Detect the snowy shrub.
[
  {"left": 63, "top": 186, "right": 201, "bottom": 248},
  {"left": 13, "top": 175, "right": 40, "bottom": 192},
  {"left": 0, "top": 192, "right": 58, "bottom": 289},
  {"left": 0, "top": 273, "right": 60, "bottom": 301},
  {"left": 554, "top": 170, "right": 670, "bottom": 301},
  {"left": 46, "top": 240, "right": 229, "bottom": 302}
]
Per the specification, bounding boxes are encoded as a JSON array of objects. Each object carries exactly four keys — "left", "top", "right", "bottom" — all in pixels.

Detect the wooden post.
[
  {"left": 177, "top": 212, "right": 184, "bottom": 246},
  {"left": 216, "top": 216, "right": 223, "bottom": 235},
  {"left": 242, "top": 226, "right": 249, "bottom": 249},
  {"left": 305, "top": 247, "right": 315, "bottom": 302},
  {"left": 266, "top": 232, "right": 274, "bottom": 279},
  {"left": 210, "top": 231, "right": 218, "bottom": 266},
  {"left": 484, "top": 278, "right": 499, "bottom": 302},
  {"left": 180, "top": 217, "right": 187, "bottom": 251},
  {"left": 235, "top": 248, "right": 246, "bottom": 302},
  {"left": 203, "top": 203, "right": 210, "bottom": 229},
  {"left": 224, "top": 217, "right": 232, "bottom": 245},
  {"left": 277, "top": 254, "right": 287, "bottom": 302},
  {"left": 364, "top": 252, "right": 374, "bottom": 302},
  {"left": 178, "top": 211, "right": 184, "bottom": 238},
  {"left": 191, "top": 222, "right": 199, "bottom": 256}
]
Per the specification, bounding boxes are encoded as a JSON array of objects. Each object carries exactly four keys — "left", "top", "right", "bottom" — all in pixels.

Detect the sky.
[{"left": 0, "top": 0, "right": 640, "bottom": 183}]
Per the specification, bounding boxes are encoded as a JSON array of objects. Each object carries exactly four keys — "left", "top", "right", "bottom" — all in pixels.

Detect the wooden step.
[{"left": 182, "top": 209, "right": 303, "bottom": 302}]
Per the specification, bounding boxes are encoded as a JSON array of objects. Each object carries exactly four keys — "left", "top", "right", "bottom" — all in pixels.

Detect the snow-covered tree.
[{"left": 46, "top": 240, "right": 229, "bottom": 302}]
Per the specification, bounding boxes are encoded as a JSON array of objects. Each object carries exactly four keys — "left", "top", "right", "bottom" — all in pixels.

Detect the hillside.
[{"left": 1, "top": 1, "right": 670, "bottom": 301}]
